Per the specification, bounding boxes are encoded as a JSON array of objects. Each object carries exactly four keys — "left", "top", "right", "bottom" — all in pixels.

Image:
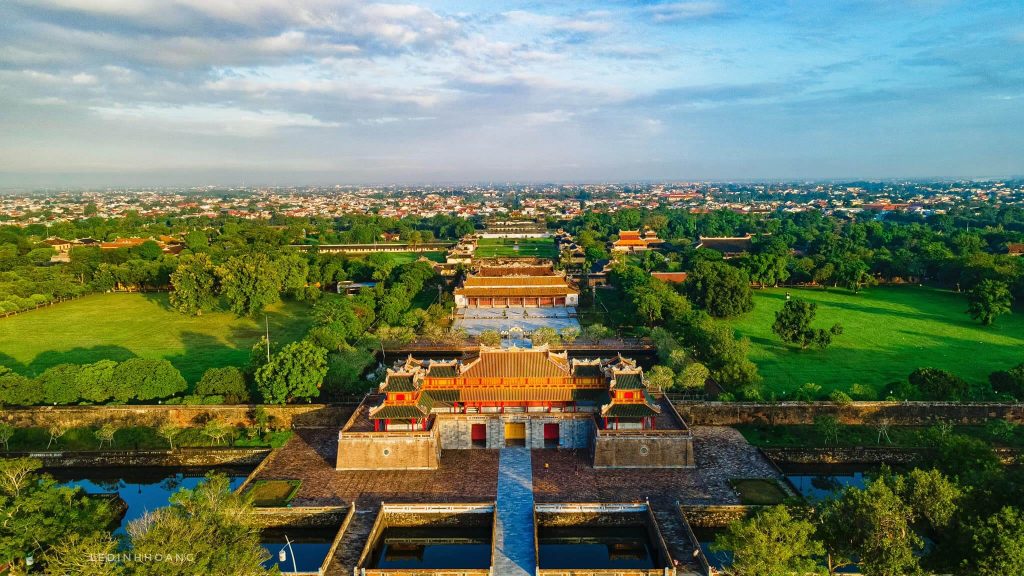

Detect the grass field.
[
  {"left": 0, "top": 293, "right": 314, "bottom": 384},
  {"left": 725, "top": 287, "right": 1024, "bottom": 396},
  {"left": 347, "top": 251, "right": 444, "bottom": 265},
  {"left": 475, "top": 237, "right": 557, "bottom": 258}
]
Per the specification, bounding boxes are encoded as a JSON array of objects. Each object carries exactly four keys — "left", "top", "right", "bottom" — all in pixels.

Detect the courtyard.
[{"left": 453, "top": 305, "right": 581, "bottom": 336}]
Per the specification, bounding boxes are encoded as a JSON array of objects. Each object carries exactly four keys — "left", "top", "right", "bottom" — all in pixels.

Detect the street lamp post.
[{"left": 279, "top": 535, "right": 298, "bottom": 574}]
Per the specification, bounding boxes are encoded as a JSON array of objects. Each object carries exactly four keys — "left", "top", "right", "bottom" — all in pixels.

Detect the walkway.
[{"left": 493, "top": 447, "right": 536, "bottom": 576}]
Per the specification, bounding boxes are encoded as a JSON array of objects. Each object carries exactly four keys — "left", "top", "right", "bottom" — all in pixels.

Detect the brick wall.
[
  {"left": 0, "top": 404, "right": 355, "bottom": 429},
  {"left": 592, "top": 433, "right": 694, "bottom": 468},
  {"left": 336, "top": 430, "right": 440, "bottom": 470},
  {"left": 675, "top": 401, "right": 1024, "bottom": 426}
]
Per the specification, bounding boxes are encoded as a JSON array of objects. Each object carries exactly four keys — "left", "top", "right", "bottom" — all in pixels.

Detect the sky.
[{"left": 0, "top": 0, "right": 1022, "bottom": 188}]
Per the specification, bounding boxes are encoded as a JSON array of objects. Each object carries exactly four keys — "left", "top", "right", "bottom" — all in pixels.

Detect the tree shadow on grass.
[
  {"left": 27, "top": 345, "right": 137, "bottom": 376},
  {"left": 0, "top": 352, "right": 27, "bottom": 375},
  {"left": 140, "top": 291, "right": 173, "bottom": 311},
  {"left": 165, "top": 331, "right": 247, "bottom": 388}
]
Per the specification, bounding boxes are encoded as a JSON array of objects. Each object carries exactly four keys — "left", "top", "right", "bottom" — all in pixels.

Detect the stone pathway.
[{"left": 493, "top": 447, "right": 536, "bottom": 576}]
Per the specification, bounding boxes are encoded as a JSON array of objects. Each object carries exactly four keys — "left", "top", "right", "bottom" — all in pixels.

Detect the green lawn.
[
  {"left": 0, "top": 293, "right": 314, "bottom": 384},
  {"left": 475, "top": 237, "right": 557, "bottom": 258},
  {"left": 725, "top": 287, "right": 1024, "bottom": 396},
  {"left": 348, "top": 251, "right": 445, "bottom": 265}
]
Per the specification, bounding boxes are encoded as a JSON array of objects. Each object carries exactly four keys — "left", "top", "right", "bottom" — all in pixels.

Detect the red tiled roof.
[
  {"left": 455, "top": 287, "right": 578, "bottom": 297},
  {"left": 651, "top": 272, "right": 688, "bottom": 283},
  {"left": 1009, "top": 243, "right": 1024, "bottom": 255},
  {"left": 464, "top": 275, "right": 571, "bottom": 287},
  {"left": 460, "top": 348, "right": 570, "bottom": 379}
]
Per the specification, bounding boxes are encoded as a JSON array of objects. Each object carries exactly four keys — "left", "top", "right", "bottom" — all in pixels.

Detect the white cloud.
[
  {"left": 70, "top": 72, "right": 98, "bottom": 85},
  {"left": 646, "top": 2, "right": 724, "bottom": 23},
  {"left": 89, "top": 103, "right": 342, "bottom": 136}
]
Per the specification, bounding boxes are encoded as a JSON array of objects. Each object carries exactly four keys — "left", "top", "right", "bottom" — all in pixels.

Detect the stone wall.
[
  {"left": 250, "top": 505, "right": 350, "bottom": 529},
  {"left": 679, "top": 505, "right": 753, "bottom": 528},
  {"left": 675, "top": 401, "right": 1024, "bottom": 427},
  {"left": 1, "top": 447, "right": 269, "bottom": 468},
  {"left": 762, "top": 446, "right": 1022, "bottom": 466},
  {"left": 336, "top": 430, "right": 440, "bottom": 470},
  {"left": 592, "top": 433, "right": 694, "bottom": 468},
  {"left": 0, "top": 404, "right": 355, "bottom": 430},
  {"left": 436, "top": 413, "right": 593, "bottom": 450}
]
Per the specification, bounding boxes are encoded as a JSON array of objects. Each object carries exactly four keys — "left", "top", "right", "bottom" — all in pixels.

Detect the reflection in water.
[
  {"left": 781, "top": 463, "right": 878, "bottom": 501},
  {"left": 48, "top": 467, "right": 249, "bottom": 534},
  {"left": 370, "top": 527, "right": 492, "bottom": 569},
  {"left": 538, "top": 526, "right": 657, "bottom": 570},
  {"left": 261, "top": 527, "right": 336, "bottom": 573}
]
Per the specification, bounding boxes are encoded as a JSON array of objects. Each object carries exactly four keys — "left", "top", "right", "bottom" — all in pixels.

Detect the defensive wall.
[
  {"left": 674, "top": 401, "right": 1024, "bottom": 426},
  {"left": 1, "top": 447, "right": 269, "bottom": 467},
  {"left": 0, "top": 404, "right": 355, "bottom": 429}
]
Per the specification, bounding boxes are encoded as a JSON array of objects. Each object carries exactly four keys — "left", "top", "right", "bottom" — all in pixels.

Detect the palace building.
[
  {"left": 337, "top": 346, "right": 694, "bottom": 471},
  {"left": 453, "top": 261, "right": 579, "bottom": 308},
  {"left": 611, "top": 228, "right": 663, "bottom": 252}
]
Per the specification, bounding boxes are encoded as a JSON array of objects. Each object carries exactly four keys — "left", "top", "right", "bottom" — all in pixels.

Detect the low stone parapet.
[
  {"left": 674, "top": 401, "right": 1024, "bottom": 427},
  {"left": 0, "top": 447, "right": 270, "bottom": 467}
]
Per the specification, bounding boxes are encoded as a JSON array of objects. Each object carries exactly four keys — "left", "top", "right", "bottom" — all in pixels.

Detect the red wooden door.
[
  {"left": 543, "top": 423, "right": 559, "bottom": 440},
  {"left": 471, "top": 424, "right": 487, "bottom": 441}
]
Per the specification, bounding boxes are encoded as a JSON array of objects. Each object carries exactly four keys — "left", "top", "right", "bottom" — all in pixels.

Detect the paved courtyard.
[
  {"left": 252, "top": 426, "right": 783, "bottom": 507},
  {"left": 453, "top": 306, "right": 581, "bottom": 335}
]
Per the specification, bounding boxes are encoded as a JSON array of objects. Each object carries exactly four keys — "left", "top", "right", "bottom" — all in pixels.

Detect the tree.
[
  {"left": 560, "top": 327, "right": 580, "bottom": 344},
  {"left": 909, "top": 367, "right": 969, "bottom": 401},
  {"left": 46, "top": 422, "right": 67, "bottom": 448},
  {"left": 711, "top": 505, "right": 823, "bottom": 576},
  {"left": 95, "top": 422, "right": 118, "bottom": 449},
  {"left": 113, "top": 358, "right": 187, "bottom": 402},
  {"left": 967, "top": 279, "right": 1013, "bottom": 325},
  {"left": 0, "top": 422, "right": 12, "bottom": 451},
  {"left": 678, "top": 362, "right": 710, "bottom": 389},
  {"left": 818, "top": 480, "right": 922, "bottom": 576},
  {"left": 815, "top": 415, "right": 841, "bottom": 446},
  {"left": 0, "top": 458, "right": 116, "bottom": 571},
  {"left": 771, "top": 299, "right": 843, "bottom": 349},
  {"left": 169, "top": 253, "right": 217, "bottom": 315},
  {"left": 217, "top": 253, "right": 283, "bottom": 316},
  {"left": 967, "top": 506, "right": 1024, "bottom": 576},
  {"left": 255, "top": 340, "right": 328, "bottom": 404},
  {"left": 127, "top": 474, "right": 275, "bottom": 576},
  {"left": 159, "top": 422, "right": 181, "bottom": 450},
  {"left": 195, "top": 366, "right": 250, "bottom": 403},
  {"left": 686, "top": 260, "right": 754, "bottom": 318},
  {"left": 478, "top": 330, "right": 502, "bottom": 347},
  {"left": 531, "top": 327, "right": 560, "bottom": 347},
  {"left": 990, "top": 362, "right": 1024, "bottom": 399},
  {"left": 646, "top": 365, "right": 675, "bottom": 392},
  {"left": 42, "top": 532, "right": 124, "bottom": 576},
  {"left": 201, "top": 419, "right": 232, "bottom": 445}
]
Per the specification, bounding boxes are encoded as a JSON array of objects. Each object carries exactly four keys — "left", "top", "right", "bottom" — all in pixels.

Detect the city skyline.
[{"left": 1, "top": 0, "right": 1022, "bottom": 187}]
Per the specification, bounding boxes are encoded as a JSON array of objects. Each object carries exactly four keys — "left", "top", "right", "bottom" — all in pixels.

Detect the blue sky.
[{"left": 0, "top": 0, "right": 1022, "bottom": 187}]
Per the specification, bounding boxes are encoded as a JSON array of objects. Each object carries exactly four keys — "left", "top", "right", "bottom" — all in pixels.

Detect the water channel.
[{"left": 47, "top": 467, "right": 335, "bottom": 573}]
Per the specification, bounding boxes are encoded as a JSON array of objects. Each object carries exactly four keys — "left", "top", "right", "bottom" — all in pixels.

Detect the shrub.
[
  {"left": 478, "top": 330, "right": 502, "bottom": 347},
  {"left": 848, "top": 383, "right": 876, "bottom": 401},
  {"left": 990, "top": 363, "right": 1024, "bottom": 399},
  {"left": 829, "top": 390, "right": 853, "bottom": 405},
  {"left": 196, "top": 367, "right": 250, "bottom": 404},
  {"left": 909, "top": 368, "right": 969, "bottom": 401}
]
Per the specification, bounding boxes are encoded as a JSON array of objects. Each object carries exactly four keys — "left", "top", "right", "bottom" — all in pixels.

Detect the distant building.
[
  {"left": 481, "top": 219, "right": 549, "bottom": 238},
  {"left": 453, "top": 260, "right": 578, "bottom": 308},
  {"left": 651, "top": 272, "right": 688, "bottom": 283},
  {"left": 42, "top": 238, "right": 73, "bottom": 253},
  {"left": 610, "top": 228, "right": 662, "bottom": 253},
  {"left": 1008, "top": 243, "right": 1024, "bottom": 257},
  {"left": 695, "top": 235, "right": 753, "bottom": 259}
]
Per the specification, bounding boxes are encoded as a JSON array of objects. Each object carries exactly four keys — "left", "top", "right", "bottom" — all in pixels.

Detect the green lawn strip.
[
  {"left": 4, "top": 426, "right": 292, "bottom": 451},
  {"left": 735, "top": 424, "right": 1024, "bottom": 449},
  {"left": 723, "top": 286, "right": 1024, "bottom": 396},
  {"left": 246, "top": 479, "right": 302, "bottom": 507},
  {"left": 0, "top": 293, "right": 314, "bottom": 384},
  {"left": 475, "top": 238, "right": 557, "bottom": 258},
  {"left": 729, "top": 478, "right": 790, "bottom": 505},
  {"left": 346, "top": 251, "right": 445, "bottom": 265}
]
